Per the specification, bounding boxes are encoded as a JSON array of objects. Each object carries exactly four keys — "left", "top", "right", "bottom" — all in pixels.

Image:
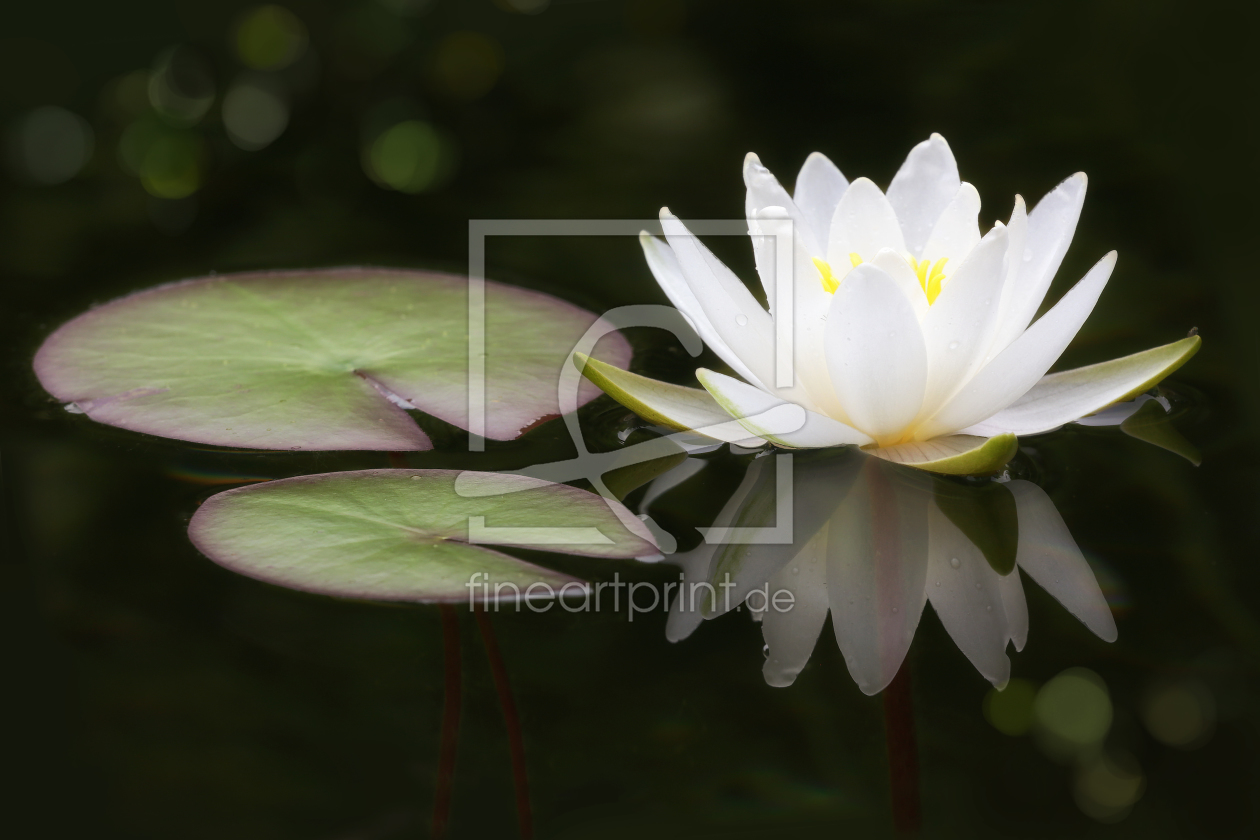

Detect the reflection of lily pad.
[
  {"left": 34, "top": 269, "right": 629, "bottom": 450},
  {"left": 189, "top": 469, "right": 657, "bottom": 602},
  {"left": 933, "top": 479, "right": 1019, "bottom": 575}
]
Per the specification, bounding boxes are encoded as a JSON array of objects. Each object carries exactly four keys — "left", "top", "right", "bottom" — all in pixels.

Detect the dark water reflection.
[{"left": 4, "top": 0, "right": 1260, "bottom": 838}]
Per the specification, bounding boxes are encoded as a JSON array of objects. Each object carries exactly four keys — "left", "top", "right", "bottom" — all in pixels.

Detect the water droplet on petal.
[
  {"left": 892, "top": 606, "right": 899, "bottom": 614},
  {"left": 762, "top": 644, "right": 770, "bottom": 659},
  {"left": 948, "top": 340, "right": 959, "bottom": 350},
  {"left": 986, "top": 605, "right": 993, "bottom": 612},
  {"left": 975, "top": 582, "right": 982, "bottom": 589},
  {"left": 791, "top": 566, "right": 799, "bottom": 574},
  {"left": 1023, "top": 248, "right": 1033, "bottom": 262},
  {"left": 735, "top": 314, "right": 748, "bottom": 326},
  {"left": 935, "top": 580, "right": 941, "bottom": 587},
  {"left": 949, "top": 557, "right": 961, "bottom": 569}
]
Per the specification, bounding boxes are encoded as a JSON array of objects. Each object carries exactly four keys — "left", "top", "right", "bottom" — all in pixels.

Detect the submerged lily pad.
[
  {"left": 188, "top": 469, "right": 658, "bottom": 602},
  {"left": 35, "top": 269, "right": 629, "bottom": 450}
]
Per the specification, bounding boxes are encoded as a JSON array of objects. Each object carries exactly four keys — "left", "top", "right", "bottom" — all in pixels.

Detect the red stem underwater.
[
  {"left": 883, "top": 662, "right": 921, "bottom": 835},
  {"left": 432, "top": 605, "right": 462, "bottom": 839},
  {"left": 474, "top": 604, "right": 534, "bottom": 840}
]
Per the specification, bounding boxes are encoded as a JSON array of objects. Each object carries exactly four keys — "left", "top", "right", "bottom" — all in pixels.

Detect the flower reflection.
[{"left": 663, "top": 449, "right": 1116, "bottom": 694}]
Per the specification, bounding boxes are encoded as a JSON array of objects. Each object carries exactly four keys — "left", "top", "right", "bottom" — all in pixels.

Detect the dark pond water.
[{"left": 3, "top": 1, "right": 1259, "bottom": 838}]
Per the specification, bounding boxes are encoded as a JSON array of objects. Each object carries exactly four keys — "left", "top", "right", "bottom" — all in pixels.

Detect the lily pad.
[
  {"left": 188, "top": 469, "right": 658, "bottom": 602},
  {"left": 34, "top": 268, "right": 630, "bottom": 450}
]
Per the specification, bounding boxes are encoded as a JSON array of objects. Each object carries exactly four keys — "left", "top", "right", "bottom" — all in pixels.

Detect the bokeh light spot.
[
  {"left": 235, "top": 5, "right": 309, "bottom": 71},
  {"left": 148, "top": 47, "right": 215, "bottom": 126},
  {"left": 1074, "top": 751, "right": 1145, "bottom": 822},
  {"left": 983, "top": 678, "right": 1037, "bottom": 736},
  {"left": 431, "top": 32, "right": 503, "bottom": 101},
  {"left": 1034, "top": 667, "right": 1112, "bottom": 749},
  {"left": 364, "top": 120, "right": 451, "bottom": 193},
  {"left": 1142, "top": 679, "right": 1215, "bottom": 748},
  {"left": 223, "top": 75, "right": 290, "bottom": 151},
  {"left": 6, "top": 106, "right": 94, "bottom": 185},
  {"left": 119, "top": 120, "right": 203, "bottom": 199}
]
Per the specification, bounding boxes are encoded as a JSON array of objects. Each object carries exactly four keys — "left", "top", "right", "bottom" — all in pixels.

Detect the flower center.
[{"left": 813, "top": 253, "right": 951, "bottom": 304}]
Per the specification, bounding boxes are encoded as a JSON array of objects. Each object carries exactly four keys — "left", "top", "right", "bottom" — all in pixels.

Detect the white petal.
[
  {"left": 963, "top": 336, "right": 1200, "bottom": 436},
  {"left": 868, "top": 248, "right": 929, "bottom": 321},
  {"left": 640, "top": 232, "right": 766, "bottom": 388},
  {"left": 1008, "top": 480, "right": 1117, "bottom": 642},
  {"left": 988, "top": 174, "right": 1088, "bottom": 355},
  {"left": 697, "top": 368, "right": 872, "bottom": 448},
  {"left": 921, "top": 182, "right": 982, "bottom": 267},
  {"left": 752, "top": 207, "right": 847, "bottom": 417},
  {"left": 744, "top": 154, "right": 817, "bottom": 304},
  {"left": 999, "top": 566, "right": 1029, "bottom": 652},
  {"left": 793, "top": 151, "right": 848, "bottom": 253},
  {"left": 985, "top": 196, "right": 1029, "bottom": 363},
  {"left": 828, "top": 457, "right": 932, "bottom": 695},
  {"left": 917, "top": 251, "right": 1116, "bottom": 438},
  {"left": 926, "top": 503, "right": 1011, "bottom": 688},
  {"left": 886, "top": 133, "right": 962, "bottom": 258},
  {"left": 918, "top": 224, "right": 1010, "bottom": 416},
  {"left": 662, "top": 211, "right": 822, "bottom": 411},
  {"left": 826, "top": 178, "right": 907, "bottom": 272},
  {"left": 701, "top": 452, "right": 859, "bottom": 618},
  {"left": 762, "top": 529, "right": 830, "bottom": 687},
  {"left": 824, "top": 264, "right": 927, "bottom": 438},
  {"left": 666, "top": 541, "right": 718, "bottom": 642},
  {"left": 661, "top": 211, "right": 779, "bottom": 381}
]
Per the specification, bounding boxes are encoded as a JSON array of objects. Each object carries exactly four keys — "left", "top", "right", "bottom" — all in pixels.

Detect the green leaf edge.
[
  {"left": 867, "top": 433, "right": 1019, "bottom": 476},
  {"left": 574, "top": 352, "right": 723, "bottom": 432}
]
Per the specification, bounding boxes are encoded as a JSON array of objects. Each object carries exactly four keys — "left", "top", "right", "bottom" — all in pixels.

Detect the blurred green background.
[{"left": 3, "top": 0, "right": 1259, "bottom": 837}]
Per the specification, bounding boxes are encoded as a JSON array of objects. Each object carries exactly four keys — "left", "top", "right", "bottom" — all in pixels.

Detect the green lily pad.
[
  {"left": 188, "top": 469, "right": 658, "bottom": 603},
  {"left": 34, "top": 269, "right": 630, "bottom": 450}
]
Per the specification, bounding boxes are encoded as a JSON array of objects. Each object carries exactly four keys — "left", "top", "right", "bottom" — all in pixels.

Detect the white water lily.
[
  {"left": 663, "top": 451, "right": 1116, "bottom": 695},
  {"left": 580, "top": 134, "right": 1200, "bottom": 474}
]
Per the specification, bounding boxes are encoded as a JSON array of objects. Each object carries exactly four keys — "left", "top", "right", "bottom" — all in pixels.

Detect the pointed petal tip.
[{"left": 1094, "top": 615, "right": 1119, "bottom": 643}]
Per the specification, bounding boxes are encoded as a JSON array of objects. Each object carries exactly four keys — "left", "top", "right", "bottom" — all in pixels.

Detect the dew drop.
[
  {"left": 975, "top": 582, "right": 982, "bottom": 589},
  {"left": 986, "top": 605, "right": 993, "bottom": 612},
  {"left": 791, "top": 566, "right": 799, "bottom": 574},
  {"left": 888, "top": 330, "right": 896, "bottom": 338},
  {"left": 1023, "top": 247, "right": 1033, "bottom": 262},
  {"left": 949, "top": 557, "right": 961, "bottom": 569},
  {"left": 984, "top": 298, "right": 991, "bottom": 306},
  {"left": 762, "top": 644, "right": 770, "bottom": 659},
  {"left": 948, "top": 340, "right": 959, "bottom": 350},
  {"left": 736, "top": 314, "right": 748, "bottom": 326},
  {"left": 935, "top": 580, "right": 941, "bottom": 587},
  {"left": 892, "top": 606, "right": 899, "bottom": 614}
]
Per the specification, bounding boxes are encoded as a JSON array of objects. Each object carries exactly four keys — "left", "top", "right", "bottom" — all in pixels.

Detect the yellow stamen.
[
  {"left": 909, "top": 256, "right": 950, "bottom": 304},
  {"left": 813, "top": 257, "right": 840, "bottom": 294},
  {"left": 849, "top": 252, "right": 863, "bottom": 268},
  {"left": 925, "top": 257, "right": 949, "bottom": 304}
]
